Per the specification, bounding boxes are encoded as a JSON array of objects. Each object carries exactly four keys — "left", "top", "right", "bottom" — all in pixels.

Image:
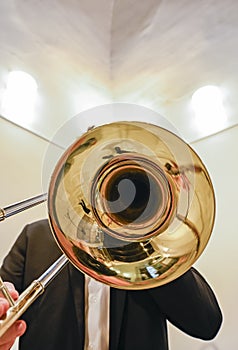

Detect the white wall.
[
  {"left": 0, "top": 117, "right": 50, "bottom": 261},
  {"left": 1, "top": 116, "right": 237, "bottom": 349}
]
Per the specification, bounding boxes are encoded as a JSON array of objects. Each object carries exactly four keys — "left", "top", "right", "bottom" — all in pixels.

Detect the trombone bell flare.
[{"left": 48, "top": 121, "right": 215, "bottom": 290}]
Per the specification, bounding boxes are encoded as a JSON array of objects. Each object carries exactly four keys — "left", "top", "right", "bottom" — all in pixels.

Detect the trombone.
[{"left": 0, "top": 119, "right": 216, "bottom": 337}]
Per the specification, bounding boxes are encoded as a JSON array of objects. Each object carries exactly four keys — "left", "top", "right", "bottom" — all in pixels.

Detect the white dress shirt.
[{"left": 84, "top": 275, "right": 110, "bottom": 350}]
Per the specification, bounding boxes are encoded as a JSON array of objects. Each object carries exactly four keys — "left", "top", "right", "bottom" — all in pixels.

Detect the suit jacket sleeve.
[
  {"left": 0, "top": 219, "right": 62, "bottom": 293},
  {"left": 148, "top": 267, "right": 223, "bottom": 340}
]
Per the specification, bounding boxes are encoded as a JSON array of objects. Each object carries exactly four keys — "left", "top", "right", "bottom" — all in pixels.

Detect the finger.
[
  {"left": 0, "top": 282, "right": 18, "bottom": 301},
  {"left": 15, "top": 320, "right": 27, "bottom": 337},
  {"left": 0, "top": 338, "right": 15, "bottom": 350},
  {"left": 0, "top": 320, "right": 27, "bottom": 347},
  {"left": 0, "top": 298, "right": 9, "bottom": 317}
]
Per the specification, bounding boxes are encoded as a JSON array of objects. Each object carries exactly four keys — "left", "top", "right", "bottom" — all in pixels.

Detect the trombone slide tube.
[
  {"left": 0, "top": 280, "right": 44, "bottom": 338},
  {"left": 0, "top": 255, "right": 68, "bottom": 338},
  {"left": 0, "top": 193, "right": 47, "bottom": 222}
]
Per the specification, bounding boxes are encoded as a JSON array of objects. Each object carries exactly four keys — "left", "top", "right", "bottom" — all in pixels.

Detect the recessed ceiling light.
[
  {"left": 1, "top": 70, "right": 38, "bottom": 125},
  {"left": 191, "top": 85, "right": 227, "bottom": 133}
]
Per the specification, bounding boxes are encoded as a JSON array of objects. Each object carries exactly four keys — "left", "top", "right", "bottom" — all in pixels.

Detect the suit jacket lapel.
[
  {"left": 109, "top": 288, "right": 127, "bottom": 350},
  {"left": 68, "top": 263, "right": 85, "bottom": 350}
]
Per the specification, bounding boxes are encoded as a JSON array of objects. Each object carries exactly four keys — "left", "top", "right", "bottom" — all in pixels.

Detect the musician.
[{"left": 0, "top": 219, "right": 222, "bottom": 350}]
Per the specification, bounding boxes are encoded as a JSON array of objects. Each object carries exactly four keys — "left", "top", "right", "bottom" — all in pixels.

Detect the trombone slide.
[
  {"left": 0, "top": 280, "right": 44, "bottom": 337},
  {"left": 0, "top": 254, "right": 68, "bottom": 337}
]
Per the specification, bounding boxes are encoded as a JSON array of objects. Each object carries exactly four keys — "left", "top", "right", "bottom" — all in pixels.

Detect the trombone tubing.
[
  {"left": 0, "top": 255, "right": 68, "bottom": 338},
  {"left": 0, "top": 193, "right": 47, "bottom": 221}
]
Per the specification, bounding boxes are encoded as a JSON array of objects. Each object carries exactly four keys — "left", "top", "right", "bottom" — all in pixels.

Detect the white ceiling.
[{"left": 0, "top": 0, "right": 238, "bottom": 144}]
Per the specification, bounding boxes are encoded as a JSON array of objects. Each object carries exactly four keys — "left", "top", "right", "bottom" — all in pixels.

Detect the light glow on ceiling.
[
  {"left": 71, "top": 83, "right": 111, "bottom": 114},
  {"left": 191, "top": 85, "right": 227, "bottom": 133},
  {"left": 1, "top": 70, "right": 38, "bottom": 125}
]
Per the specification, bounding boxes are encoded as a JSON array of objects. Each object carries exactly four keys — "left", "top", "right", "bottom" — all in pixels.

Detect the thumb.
[{"left": 15, "top": 321, "right": 27, "bottom": 337}]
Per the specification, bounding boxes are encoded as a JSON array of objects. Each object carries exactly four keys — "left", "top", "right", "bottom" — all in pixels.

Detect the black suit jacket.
[{"left": 0, "top": 219, "right": 222, "bottom": 350}]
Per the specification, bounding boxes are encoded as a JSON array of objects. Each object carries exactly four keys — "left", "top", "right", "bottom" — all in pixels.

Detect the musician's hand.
[{"left": 0, "top": 282, "right": 26, "bottom": 350}]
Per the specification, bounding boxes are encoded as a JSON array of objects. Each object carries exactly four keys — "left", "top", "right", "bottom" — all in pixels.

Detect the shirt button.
[{"left": 89, "top": 344, "right": 94, "bottom": 349}]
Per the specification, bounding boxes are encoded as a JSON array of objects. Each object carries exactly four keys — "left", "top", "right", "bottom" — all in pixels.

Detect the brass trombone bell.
[{"left": 48, "top": 120, "right": 215, "bottom": 289}]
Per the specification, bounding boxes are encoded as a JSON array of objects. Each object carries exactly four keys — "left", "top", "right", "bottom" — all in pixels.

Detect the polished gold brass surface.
[{"left": 48, "top": 121, "right": 215, "bottom": 289}]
